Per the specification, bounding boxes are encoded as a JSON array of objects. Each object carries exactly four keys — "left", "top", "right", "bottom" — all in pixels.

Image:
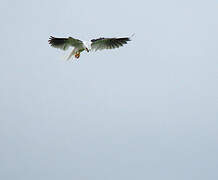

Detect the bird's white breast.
[{"left": 82, "top": 41, "right": 92, "bottom": 50}]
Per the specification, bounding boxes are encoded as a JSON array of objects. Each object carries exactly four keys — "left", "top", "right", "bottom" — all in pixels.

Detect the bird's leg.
[{"left": 74, "top": 52, "right": 80, "bottom": 59}]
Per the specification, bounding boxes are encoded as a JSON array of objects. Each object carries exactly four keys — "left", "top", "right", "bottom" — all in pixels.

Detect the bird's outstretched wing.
[
  {"left": 48, "top": 36, "right": 83, "bottom": 50},
  {"left": 91, "top": 37, "right": 131, "bottom": 51}
]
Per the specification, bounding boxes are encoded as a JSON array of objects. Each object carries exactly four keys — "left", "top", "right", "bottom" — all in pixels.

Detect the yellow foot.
[{"left": 75, "top": 52, "right": 80, "bottom": 59}]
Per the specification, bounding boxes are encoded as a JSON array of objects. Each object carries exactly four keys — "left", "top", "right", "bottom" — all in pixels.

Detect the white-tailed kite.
[{"left": 48, "top": 35, "right": 132, "bottom": 60}]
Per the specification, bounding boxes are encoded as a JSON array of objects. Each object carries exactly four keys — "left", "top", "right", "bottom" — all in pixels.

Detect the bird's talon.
[{"left": 75, "top": 52, "right": 80, "bottom": 59}]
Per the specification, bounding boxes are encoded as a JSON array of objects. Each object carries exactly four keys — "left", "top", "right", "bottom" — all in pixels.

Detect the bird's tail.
[{"left": 66, "top": 48, "right": 77, "bottom": 60}]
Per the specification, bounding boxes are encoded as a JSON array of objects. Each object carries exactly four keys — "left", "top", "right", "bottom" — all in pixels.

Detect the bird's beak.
[{"left": 86, "top": 48, "right": 89, "bottom": 52}]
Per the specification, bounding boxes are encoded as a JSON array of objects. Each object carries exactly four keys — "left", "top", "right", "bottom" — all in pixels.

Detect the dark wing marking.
[
  {"left": 48, "top": 36, "right": 83, "bottom": 50},
  {"left": 91, "top": 37, "right": 131, "bottom": 51},
  {"left": 48, "top": 36, "right": 70, "bottom": 50}
]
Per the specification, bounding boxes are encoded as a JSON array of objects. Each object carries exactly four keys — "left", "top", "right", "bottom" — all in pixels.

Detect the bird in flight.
[{"left": 48, "top": 35, "right": 133, "bottom": 60}]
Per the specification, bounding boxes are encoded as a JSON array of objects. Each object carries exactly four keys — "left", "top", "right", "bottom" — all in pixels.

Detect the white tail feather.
[{"left": 66, "top": 48, "right": 77, "bottom": 60}]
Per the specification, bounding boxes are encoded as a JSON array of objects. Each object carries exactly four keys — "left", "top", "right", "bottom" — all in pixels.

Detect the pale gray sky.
[{"left": 0, "top": 0, "right": 218, "bottom": 179}]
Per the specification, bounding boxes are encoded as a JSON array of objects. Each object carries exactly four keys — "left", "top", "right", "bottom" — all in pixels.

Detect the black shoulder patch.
[{"left": 91, "top": 37, "right": 105, "bottom": 42}]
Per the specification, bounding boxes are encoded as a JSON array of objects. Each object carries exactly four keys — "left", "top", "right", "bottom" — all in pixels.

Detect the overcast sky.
[{"left": 0, "top": 0, "right": 218, "bottom": 180}]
